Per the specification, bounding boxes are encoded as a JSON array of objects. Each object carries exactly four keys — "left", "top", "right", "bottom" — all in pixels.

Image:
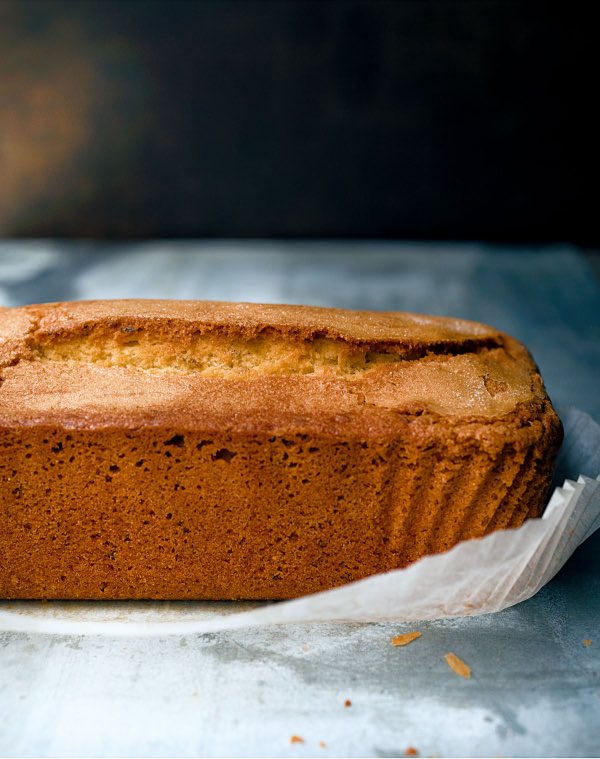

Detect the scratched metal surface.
[{"left": 0, "top": 242, "right": 599, "bottom": 758}]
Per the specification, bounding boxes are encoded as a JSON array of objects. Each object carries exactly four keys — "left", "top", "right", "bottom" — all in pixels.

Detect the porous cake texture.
[{"left": 0, "top": 300, "right": 562, "bottom": 599}]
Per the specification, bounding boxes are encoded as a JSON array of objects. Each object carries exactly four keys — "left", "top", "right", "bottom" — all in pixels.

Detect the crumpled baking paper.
[{"left": 1, "top": 404, "right": 599, "bottom": 636}]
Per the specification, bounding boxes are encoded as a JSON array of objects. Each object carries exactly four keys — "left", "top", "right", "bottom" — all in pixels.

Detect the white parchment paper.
[{"left": 1, "top": 405, "right": 598, "bottom": 636}]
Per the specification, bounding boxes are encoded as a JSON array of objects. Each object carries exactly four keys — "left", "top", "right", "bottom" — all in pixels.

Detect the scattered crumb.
[
  {"left": 301, "top": 644, "right": 310, "bottom": 652},
  {"left": 583, "top": 639, "right": 593, "bottom": 647},
  {"left": 405, "top": 747, "right": 419, "bottom": 757},
  {"left": 290, "top": 735, "right": 305, "bottom": 744},
  {"left": 344, "top": 699, "right": 352, "bottom": 708},
  {"left": 391, "top": 631, "right": 422, "bottom": 647},
  {"left": 319, "top": 741, "right": 327, "bottom": 749},
  {"left": 444, "top": 652, "right": 471, "bottom": 678}
]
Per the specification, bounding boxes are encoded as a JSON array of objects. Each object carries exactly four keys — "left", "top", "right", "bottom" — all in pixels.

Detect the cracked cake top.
[{"left": 0, "top": 300, "right": 551, "bottom": 433}]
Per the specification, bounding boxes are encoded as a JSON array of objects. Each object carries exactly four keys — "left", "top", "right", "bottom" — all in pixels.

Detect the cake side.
[{"left": 0, "top": 403, "right": 560, "bottom": 600}]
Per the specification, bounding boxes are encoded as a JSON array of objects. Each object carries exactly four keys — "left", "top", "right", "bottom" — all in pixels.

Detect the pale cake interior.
[{"left": 32, "top": 330, "right": 504, "bottom": 376}]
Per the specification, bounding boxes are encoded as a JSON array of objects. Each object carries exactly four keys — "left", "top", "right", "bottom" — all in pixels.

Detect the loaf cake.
[{"left": 0, "top": 300, "right": 562, "bottom": 600}]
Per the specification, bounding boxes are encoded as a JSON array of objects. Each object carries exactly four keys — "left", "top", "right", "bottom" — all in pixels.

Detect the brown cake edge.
[{"left": 0, "top": 399, "right": 562, "bottom": 600}]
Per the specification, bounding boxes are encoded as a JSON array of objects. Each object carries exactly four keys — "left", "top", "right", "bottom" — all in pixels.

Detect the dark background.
[{"left": 0, "top": 0, "right": 597, "bottom": 241}]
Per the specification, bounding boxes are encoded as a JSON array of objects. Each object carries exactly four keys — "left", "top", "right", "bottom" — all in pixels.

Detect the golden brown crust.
[
  {"left": 0, "top": 300, "right": 563, "bottom": 600},
  {"left": 1, "top": 299, "right": 546, "bottom": 429}
]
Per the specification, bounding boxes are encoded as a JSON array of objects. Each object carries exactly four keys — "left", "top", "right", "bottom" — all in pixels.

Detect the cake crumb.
[
  {"left": 405, "top": 747, "right": 419, "bottom": 756},
  {"left": 391, "top": 631, "right": 422, "bottom": 647},
  {"left": 319, "top": 741, "right": 327, "bottom": 749},
  {"left": 344, "top": 699, "right": 352, "bottom": 707},
  {"left": 290, "top": 735, "right": 305, "bottom": 744},
  {"left": 583, "top": 639, "right": 593, "bottom": 647},
  {"left": 444, "top": 652, "right": 471, "bottom": 678}
]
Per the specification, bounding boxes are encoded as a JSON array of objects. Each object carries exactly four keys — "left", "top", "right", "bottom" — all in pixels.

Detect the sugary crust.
[
  {"left": 0, "top": 300, "right": 546, "bottom": 429},
  {"left": 4, "top": 299, "right": 500, "bottom": 342},
  {"left": 0, "top": 300, "right": 563, "bottom": 600}
]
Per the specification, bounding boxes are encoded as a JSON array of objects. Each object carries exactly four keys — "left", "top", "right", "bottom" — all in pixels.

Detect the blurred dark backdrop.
[{"left": 0, "top": 0, "right": 597, "bottom": 241}]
